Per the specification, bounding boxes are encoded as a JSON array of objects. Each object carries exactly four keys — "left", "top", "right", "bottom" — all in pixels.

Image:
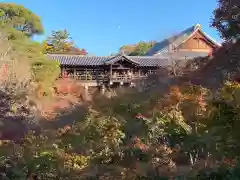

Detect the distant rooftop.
[{"left": 145, "top": 24, "right": 221, "bottom": 56}]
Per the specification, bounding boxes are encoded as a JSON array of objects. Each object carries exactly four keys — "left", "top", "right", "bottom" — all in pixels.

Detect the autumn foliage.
[
  {"left": 34, "top": 77, "right": 86, "bottom": 120},
  {"left": 42, "top": 29, "right": 88, "bottom": 55},
  {"left": 1, "top": 1, "right": 240, "bottom": 179}
]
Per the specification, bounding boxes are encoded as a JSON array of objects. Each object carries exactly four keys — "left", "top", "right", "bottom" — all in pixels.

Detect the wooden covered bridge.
[
  {"left": 47, "top": 24, "right": 220, "bottom": 88},
  {"left": 48, "top": 54, "right": 168, "bottom": 87}
]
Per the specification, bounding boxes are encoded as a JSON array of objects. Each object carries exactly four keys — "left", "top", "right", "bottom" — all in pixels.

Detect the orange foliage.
[
  {"left": 39, "top": 96, "right": 78, "bottom": 120},
  {"left": 169, "top": 86, "right": 182, "bottom": 102},
  {"left": 35, "top": 77, "right": 85, "bottom": 120},
  {"left": 155, "top": 85, "right": 183, "bottom": 111},
  {"left": 58, "top": 125, "right": 72, "bottom": 136},
  {"left": 131, "top": 136, "right": 149, "bottom": 151},
  {"left": 54, "top": 78, "right": 84, "bottom": 95},
  {"left": 223, "top": 158, "right": 237, "bottom": 167},
  {"left": 196, "top": 95, "right": 207, "bottom": 111},
  {"left": 135, "top": 113, "right": 148, "bottom": 120},
  {"left": 0, "top": 63, "right": 9, "bottom": 81}
]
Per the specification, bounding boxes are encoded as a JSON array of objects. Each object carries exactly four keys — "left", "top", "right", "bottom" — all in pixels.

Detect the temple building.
[{"left": 48, "top": 24, "right": 221, "bottom": 87}]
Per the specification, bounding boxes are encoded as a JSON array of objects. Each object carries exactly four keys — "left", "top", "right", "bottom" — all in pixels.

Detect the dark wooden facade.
[{"left": 58, "top": 55, "right": 159, "bottom": 86}]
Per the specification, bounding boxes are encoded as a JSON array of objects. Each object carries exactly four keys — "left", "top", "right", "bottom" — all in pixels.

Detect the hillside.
[{"left": 1, "top": 1, "right": 240, "bottom": 179}]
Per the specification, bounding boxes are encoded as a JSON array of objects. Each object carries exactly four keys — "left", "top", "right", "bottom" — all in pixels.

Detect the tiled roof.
[
  {"left": 48, "top": 54, "right": 108, "bottom": 66},
  {"left": 145, "top": 24, "right": 220, "bottom": 56},
  {"left": 47, "top": 54, "right": 171, "bottom": 67},
  {"left": 156, "top": 51, "right": 209, "bottom": 59},
  {"left": 145, "top": 25, "right": 197, "bottom": 56},
  {"left": 104, "top": 54, "right": 140, "bottom": 65},
  {"left": 47, "top": 53, "right": 208, "bottom": 68},
  {"left": 128, "top": 56, "right": 170, "bottom": 67}
]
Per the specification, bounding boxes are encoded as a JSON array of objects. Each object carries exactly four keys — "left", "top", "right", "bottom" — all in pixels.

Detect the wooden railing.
[
  {"left": 59, "top": 74, "right": 148, "bottom": 81},
  {"left": 110, "top": 75, "right": 147, "bottom": 81},
  {"left": 59, "top": 74, "right": 106, "bottom": 81}
]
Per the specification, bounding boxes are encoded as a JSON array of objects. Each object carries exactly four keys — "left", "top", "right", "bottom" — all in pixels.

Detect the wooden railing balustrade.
[
  {"left": 111, "top": 74, "right": 147, "bottom": 80},
  {"left": 59, "top": 74, "right": 148, "bottom": 81}
]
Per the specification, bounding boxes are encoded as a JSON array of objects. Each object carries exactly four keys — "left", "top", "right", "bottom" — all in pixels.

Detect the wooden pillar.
[
  {"left": 61, "top": 66, "right": 65, "bottom": 77},
  {"left": 85, "top": 69, "right": 87, "bottom": 81},
  {"left": 138, "top": 69, "right": 141, "bottom": 77},
  {"left": 73, "top": 67, "right": 76, "bottom": 79},
  {"left": 84, "top": 84, "right": 90, "bottom": 100},
  {"left": 110, "top": 64, "right": 112, "bottom": 79},
  {"left": 100, "top": 85, "right": 105, "bottom": 94}
]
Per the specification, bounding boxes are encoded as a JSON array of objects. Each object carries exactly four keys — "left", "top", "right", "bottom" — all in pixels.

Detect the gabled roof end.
[{"left": 195, "top": 23, "right": 201, "bottom": 29}]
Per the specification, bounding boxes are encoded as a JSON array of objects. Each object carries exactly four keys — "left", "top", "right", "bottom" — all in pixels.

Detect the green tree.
[
  {"left": 212, "top": 0, "right": 240, "bottom": 41},
  {"left": 44, "top": 29, "right": 88, "bottom": 55},
  {"left": 206, "top": 82, "right": 240, "bottom": 159},
  {"left": 0, "top": 3, "right": 60, "bottom": 115},
  {"left": 45, "top": 29, "right": 72, "bottom": 53},
  {"left": 120, "top": 41, "right": 155, "bottom": 56},
  {"left": 119, "top": 44, "right": 136, "bottom": 55},
  {"left": 0, "top": 3, "right": 44, "bottom": 37},
  {"left": 129, "top": 41, "right": 155, "bottom": 56}
]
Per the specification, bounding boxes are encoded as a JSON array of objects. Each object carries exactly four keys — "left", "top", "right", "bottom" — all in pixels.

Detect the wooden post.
[
  {"left": 138, "top": 69, "right": 141, "bottom": 77},
  {"left": 110, "top": 64, "right": 112, "bottom": 80},
  {"left": 61, "top": 66, "right": 65, "bottom": 77},
  {"left": 100, "top": 85, "right": 105, "bottom": 94},
  {"left": 84, "top": 84, "right": 90, "bottom": 100},
  {"left": 73, "top": 67, "right": 76, "bottom": 79},
  {"left": 85, "top": 69, "right": 87, "bottom": 81}
]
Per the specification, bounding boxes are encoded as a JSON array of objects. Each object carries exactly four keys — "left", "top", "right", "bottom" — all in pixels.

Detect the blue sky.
[{"left": 1, "top": 0, "right": 221, "bottom": 55}]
